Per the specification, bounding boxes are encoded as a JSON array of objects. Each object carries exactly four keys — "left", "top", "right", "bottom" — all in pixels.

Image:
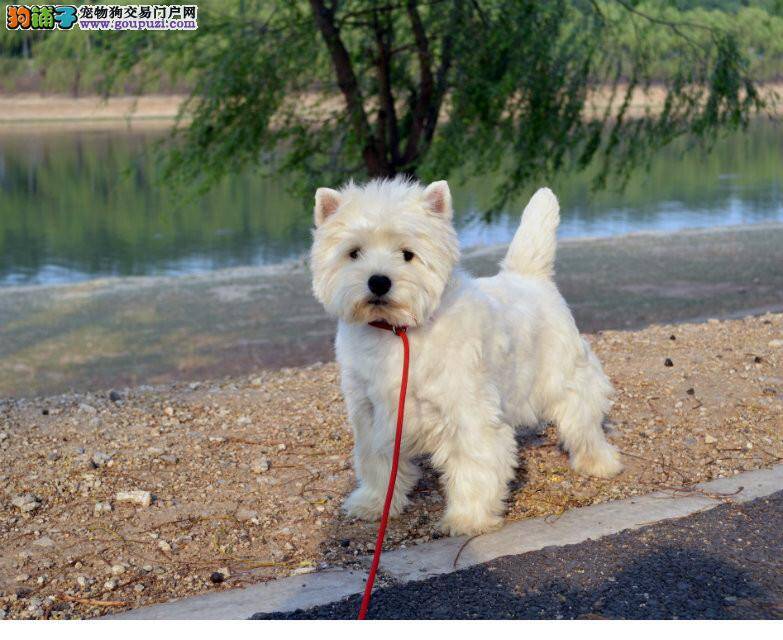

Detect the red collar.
[{"left": 368, "top": 320, "right": 407, "bottom": 335}]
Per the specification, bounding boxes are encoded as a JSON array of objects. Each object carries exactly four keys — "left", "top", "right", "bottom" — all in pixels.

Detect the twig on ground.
[
  {"left": 453, "top": 533, "right": 481, "bottom": 569},
  {"left": 58, "top": 594, "right": 128, "bottom": 607}
]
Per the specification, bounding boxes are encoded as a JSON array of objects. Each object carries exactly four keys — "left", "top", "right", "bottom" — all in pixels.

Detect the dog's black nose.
[{"left": 368, "top": 274, "right": 392, "bottom": 296}]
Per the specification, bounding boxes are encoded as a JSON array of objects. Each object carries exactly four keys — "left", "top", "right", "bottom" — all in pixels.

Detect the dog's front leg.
[
  {"left": 433, "top": 400, "right": 517, "bottom": 536},
  {"left": 341, "top": 378, "right": 418, "bottom": 521}
]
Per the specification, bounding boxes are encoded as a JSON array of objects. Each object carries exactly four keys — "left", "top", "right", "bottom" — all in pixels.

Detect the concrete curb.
[{"left": 109, "top": 464, "right": 783, "bottom": 619}]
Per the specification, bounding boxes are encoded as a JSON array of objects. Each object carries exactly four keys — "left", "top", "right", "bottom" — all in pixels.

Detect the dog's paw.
[
  {"left": 342, "top": 487, "right": 407, "bottom": 521},
  {"left": 438, "top": 510, "right": 503, "bottom": 537},
  {"left": 571, "top": 444, "right": 624, "bottom": 479}
]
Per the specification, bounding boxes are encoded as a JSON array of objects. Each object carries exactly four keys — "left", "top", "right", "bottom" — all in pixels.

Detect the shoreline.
[
  {"left": 1, "top": 83, "right": 780, "bottom": 131},
  {"left": 2, "top": 220, "right": 781, "bottom": 296},
  {"left": 1, "top": 222, "right": 782, "bottom": 400}
]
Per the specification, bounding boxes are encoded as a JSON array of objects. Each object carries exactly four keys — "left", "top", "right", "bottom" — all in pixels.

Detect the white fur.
[{"left": 310, "top": 177, "right": 623, "bottom": 536}]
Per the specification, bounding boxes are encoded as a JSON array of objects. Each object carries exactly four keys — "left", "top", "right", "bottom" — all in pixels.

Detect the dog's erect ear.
[
  {"left": 314, "top": 188, "right": 342, "bottom": 227},
  {"left": 422, "top": 180, "right": 452, "bottom": 219}
]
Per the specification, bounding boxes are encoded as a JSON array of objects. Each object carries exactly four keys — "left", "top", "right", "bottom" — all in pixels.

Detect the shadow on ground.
[{"left": 254, "top": 493, "right": 783, "bottom": 619}]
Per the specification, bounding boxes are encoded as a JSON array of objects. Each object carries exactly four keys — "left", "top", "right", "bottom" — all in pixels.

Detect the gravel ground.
[
  {"left": 257, "top": 491, "right": 783, "bottom": 619},
  {"left": 1, "top": 313, "right": 782, "bottom": 620}
]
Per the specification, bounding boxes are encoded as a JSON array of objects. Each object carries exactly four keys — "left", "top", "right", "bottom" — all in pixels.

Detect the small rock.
[
  {"left": 78, "top": 403, "right": 97, "bottom": 414},
  {"left": 209, "top": 571, "right": 225, "bottom": 584},
  {"left": 15, "top": 573, "right": 30, "bottom": 582},
  {"left": 92, "top": 452, "right": 112, "bottom": 467},
  {"left": 290, "top": 565, "right": 316, "bottom": 576},
  {"left": 768, "top": 339, "right": 783, "bottom": 348},
  {"left": 251, "top": 457, "right": 270, "bottom": 474},
  {"left": 686, "top": 388, "right": 695, "bottom": 395},
  {"left": 664, "top": 358, "right": 674, "bottom": 367},
  {"left": 33, "top": 536, "right": 55, "bottom": 548},
  {"left": 47, "top": 451, "right": 61, "bottom": 462},
  {"left": 208, "top": 436, "right": 226, "bottom": 443},
  {"left": 116, "top": 490, "right": 152, "bottom": 507},
  {"left": 110, "top": 564, "right": 127, "bottom": 576},
  {"left": 157, "top": 540, "right": 172, "bottom": 552},
  {"left": 0, "top": 432, "right": 7, "bottom": 442},
  {"left": 141, "top": 564, "right": 153, "bottom": 572},
  {"left": 704, "top": 435, "right": 717, "bottom": 444},
  {"left": 103, "top": 578, "right": 119, "bottom": 591},
  {"left": 12, "top": 494, "right": 41, "bottom": 513},
  {"left": 160, "top": 454, "right": 179, "bottom": 464},
  {"left": 109, "top": 390, "right": 123, "bottom": 403},
  {"left": 76, "top": 575, "right": 94, "bottom": 589},
  {"left": 235, "top": 507, "right": 258, "bottom": 522},
  {"left": 237, "top": 416, "right": 252, "bottom": 426},
  {"left": 133, "top": 583, "right": 145, "bottom": 593},
  {"left": 163, "top": 406, "right": 174, "bottom": 417},
  {"left": 94, "top": 501, "right": 113, "bottom": 515}
]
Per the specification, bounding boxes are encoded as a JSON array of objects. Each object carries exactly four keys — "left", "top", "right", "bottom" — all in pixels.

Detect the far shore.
[{"left": 1, "top": 83, "right": 780, "bottom": 132}]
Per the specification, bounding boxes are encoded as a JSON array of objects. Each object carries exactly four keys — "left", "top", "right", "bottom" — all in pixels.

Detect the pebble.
[
  {"left": 704, "top": 435, "right": 717, "bottom": 444},
  {"left": 94, "top": 501, "right": 113, "bottom": 515},
  {"left": 290, "top": 565, "right": 316, "bottom": 576},
  {"left": 111, "top": 564, "right": 127, "bottom": 576},
  {"left": 116, "top": 490, "right": 152, "bottom": 507},
  {"left": 33, "top": 536, "right": 55, "bottom": 548},
  {"left": 251, "top": 457, "right": 270, "bottom": 474},
  {"left": 133, "top": 583, "right": 145, "bottom": 593},
  {"left": 157, "top": 540, "right": 172, "bottom": 552},
  {"left": 15, "top": 573, "right": 30, "bottom": 582},
  {"left": 92, "top": 451, "right": 112, "bottom": 467},
  {"left": 768, "top": 339, "right": 783, "bottom": 348},
  {"left": 0, "top": 432, "right": 7, "bottom": 442},
  {"left": 235, "top": 507, "right": 258, "bottom": 522},
  {"left": 664, "top": 358, "right": 674, "bottom": 367},
  {"left": 47, "top": 451, "right": 61, "bottom": 462},
  {"left": 76, "top": 575, "right": 94, "bottom": 589},
  {"left": 78, "top": 403, "right": 97, "bottom": 414},
  {"left": 109, "top": 390, "right": 123, "bottom": 403},
  {"left": 12, "top": 494, "right": 41, "bottom": 513},
  {"left": 209, "top": 571, "right": 225, "bottom": 584},
  {"left": 103, "top": 578, "right": 119, "bottom": 591}
]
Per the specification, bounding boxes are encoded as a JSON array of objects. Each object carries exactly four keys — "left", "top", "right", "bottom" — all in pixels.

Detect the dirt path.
[
  {"left": 1, "top": 313, "right": 782, "bottom": 619},
  {"left": 2, "top": 223, "right": 782, "bottom": 399}
]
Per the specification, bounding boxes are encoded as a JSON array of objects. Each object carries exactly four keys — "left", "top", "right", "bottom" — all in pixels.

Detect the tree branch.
[
  {"left": 308, "top": 0, "right": 387, "bottom": 176},
  {"left": 373, "top": 7, "right": 401, "bottom": 166},
  {"left": 401, "top": 0, "right": 435, "bottom": 166}
]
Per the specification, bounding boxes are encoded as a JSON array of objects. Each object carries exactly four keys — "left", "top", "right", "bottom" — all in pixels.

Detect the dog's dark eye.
[
  {"left": 402, "top": 249, "right": 415, "bottom": 262},
  {"left": 348, "top": 248, "right": 360, "bottom": 260}
]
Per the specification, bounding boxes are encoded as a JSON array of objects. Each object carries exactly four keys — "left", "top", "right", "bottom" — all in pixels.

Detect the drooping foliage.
[{"left": 7, "top": 0, "right": 775, "bottom": 206}]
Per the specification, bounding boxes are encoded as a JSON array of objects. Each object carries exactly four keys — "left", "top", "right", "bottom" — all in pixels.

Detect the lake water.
[{"left": 1, "top": 120, "right": 781, "bottom": 287}]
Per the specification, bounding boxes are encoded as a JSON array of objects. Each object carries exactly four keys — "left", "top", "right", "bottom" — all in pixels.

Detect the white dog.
[{"left": 310, "top": 177, "right": 622, "bottom": 536}]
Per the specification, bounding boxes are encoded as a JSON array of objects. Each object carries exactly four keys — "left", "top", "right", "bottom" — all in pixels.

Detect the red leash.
[{"left": 357, "top": 320, "right": 410, "bottom": 619}]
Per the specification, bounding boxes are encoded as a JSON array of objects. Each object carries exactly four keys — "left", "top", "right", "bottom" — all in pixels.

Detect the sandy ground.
[
  {"left": 2, "top": 83, "right": 779, "bottom": 131},
  {"left": 1, "top": 313, "right": 781, "bottom": 620}
]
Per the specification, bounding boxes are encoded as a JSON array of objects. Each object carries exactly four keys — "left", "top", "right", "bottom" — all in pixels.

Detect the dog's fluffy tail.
[{"left": 500, "top": 187, "right": 560, "bottom": 279}]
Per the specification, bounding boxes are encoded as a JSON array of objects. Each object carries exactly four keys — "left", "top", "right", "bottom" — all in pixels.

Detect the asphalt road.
[{"left": 254, "top": 491, "right": 783, "bottom": 620}]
